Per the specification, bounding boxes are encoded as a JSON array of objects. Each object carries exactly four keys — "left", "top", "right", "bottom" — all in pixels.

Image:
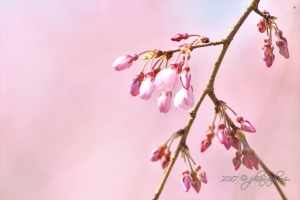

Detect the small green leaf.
[{"left": 141, "top": 54, "right": 151, "bottom": 60}]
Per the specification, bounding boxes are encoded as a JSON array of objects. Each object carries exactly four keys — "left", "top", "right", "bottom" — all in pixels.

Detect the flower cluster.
[
  {"left": 257, "top": 10, "right": 289, "bottom": 67},
  {"left": 180, "top": 146, "right": 207, "bottom": 193},
  {"left": 150, "top": 130, "right": 184, "bottom": 169},
  {"left": 199, "top": 100, "right": 259, "bottom": 170},
  {"left": 233, "top": 129, "right": 260, "bottom": 170},
  {"left": 111, "top": 34, "right": 210, "bottom": 113}
]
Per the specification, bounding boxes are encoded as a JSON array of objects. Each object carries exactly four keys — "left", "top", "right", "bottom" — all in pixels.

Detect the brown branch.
[{"left": 161, "top": 40, "right": 225, "bottom": 54}]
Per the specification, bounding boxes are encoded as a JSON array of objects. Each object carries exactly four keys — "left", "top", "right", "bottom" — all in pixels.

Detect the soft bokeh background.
[{"left": 1, "top": 0, "right": 299, "bottom": 199}]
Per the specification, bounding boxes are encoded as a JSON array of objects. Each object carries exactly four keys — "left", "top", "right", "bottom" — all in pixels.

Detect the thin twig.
[{"left": 259, "top": 159, "right": 287, "bottom": 200}]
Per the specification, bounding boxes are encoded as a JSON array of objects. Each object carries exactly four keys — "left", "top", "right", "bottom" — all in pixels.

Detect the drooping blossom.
[
  {"left": 157, "top": 91, "right": 172, "bottom": 113},
  {"left": 154, "top": 63, "right": 178, "bottom": 91},
  {"left": 174, "top": 87, "right": 194, "bottom": 110},
  {"left": 242, "top": 149, "right": 254, "bottom": 170},
  {"left": 237, "top": 116, "right": 256, "bottom": 133},
  {"left": 180, "top": 66, "right": 191, "bottom": 89},
  {"left": 275, "top": 30, "right": 289, "bottom": 59},
  {"left": 194, "top": 165, "right": 207, "bottom": 184},
  {"left": 150, "top": 144, "right": 167, "bottom": 162},
  {"left": 257, "top": 19, "right": 266, "bottom": 33},
  {"left": 230, "top": 134, "right": 241, "bottom": 150},
  {"left": 216, "top": 123, "right": 226, "bottom": 144},
  {"left": 140, "top": 76, "right": 155, "bottom": 100},
  {"left": 232, "top": 151, "right": 242, "bottom": 171},
  {"left": 181, "top": 170, "right": 192, "bottom": 192},
  {"left": 128, "top": 72, "right": 144, "bottom": 96},
  {"left": 200, "top": 126, "right": 215, "bottom": 152},
  {"left": 112, "top": 54, "right": 138, "bottom": 71},
  {"left": 190, "top": 171, "right": 201, "bottom": 193},
  {"left": 261, "top": 40, "right": 275, "bottom": 68},
  {"left": 161, "top": 149, "right": 171, "bottom": 169}
]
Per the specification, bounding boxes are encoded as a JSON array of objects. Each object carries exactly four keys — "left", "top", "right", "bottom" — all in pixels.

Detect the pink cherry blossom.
[
  {"left": 112, "top": 54, "right": 138, "bottom": 71},
  {"left": 157, "top": 91, "right": 172, "bottom": 113},
  {"left": 174, "top": 87, "right": 194, "bottom": 110},
  {"left": 140, "top": 77, "right": 155, "bottom": 100},
  {"left": 154, "top": 65, "right": 178, "bottom": 92}
]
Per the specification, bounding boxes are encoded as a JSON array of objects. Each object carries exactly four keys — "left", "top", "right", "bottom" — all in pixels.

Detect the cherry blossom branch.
[{"left": 152, "top": 0, "right": 287, "bottom": 199}]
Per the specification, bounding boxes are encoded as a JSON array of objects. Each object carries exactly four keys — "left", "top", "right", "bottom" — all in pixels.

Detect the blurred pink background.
[{"left": 1, "top": 0, "right": 299, "bottom": 199}]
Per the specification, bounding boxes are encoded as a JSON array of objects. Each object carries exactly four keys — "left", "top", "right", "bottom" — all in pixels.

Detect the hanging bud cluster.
[
  {"left": 257, "top": 10, "right": 289, "bottom": 67},
  {"left": 233, "top": 129, "right": 260, "bottom": 171},
  {"left": 180, "top": 145, "right": 207, "bottom": 193},
  {"left": 150, "top": 129, "right": 184, "bottom": 169},
  {"left": 199, "top": 100, "right": 259, "bottom": 171},
  {"left": 111, "top": 33, "right": 210, "bottom": 113},
  {"left": 200, "top": 100, "right": 256, "bottom": 152}
]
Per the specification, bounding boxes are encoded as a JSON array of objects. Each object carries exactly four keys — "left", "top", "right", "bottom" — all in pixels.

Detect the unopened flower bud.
[
  {"left": 181, "top": 169, "right": 191, "bottom": 192},
  {"left": 112, "top": 54, "right": 138, "bottom": 71},
  {"left": 157, "top": 91, "right": 172, "bottom": 113}
]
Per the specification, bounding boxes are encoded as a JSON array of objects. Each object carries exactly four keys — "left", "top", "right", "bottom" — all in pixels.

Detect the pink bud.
[
  {"left": 232, "top": 156, "right": 242, "bottom": 171},
  {"left": 150, "top": 145, "right": 167, "bottom": 162},
  {"left": 261, "top": 43, "right": 275, "bottom": 68},
  {"left": 157, "top": 91, "right": 172, "bottom": 113},
  {"left": 161, "top": 155, "right": 170, "bottom": 169},
  {"left": 197, "top": 169, "right": 207, "bottom": 184},
  {"left": 190, "top": 171, "right": 201, "bottom": 193},
  {"left": 230, "top": 136, "right": 241, "bottom": 150},
  {"left": 257, "top": 19, "right": 266, "bottom": 33},
  {"left": 237, "top": 117, "right": 256, "bottom": 133},
  {"left": 140, "top": 77, "right": 155, "bottom": 100},
  {"left": 112, "top": 54, "right": 138, "bottom": 71},
  {"left": 217, "top": 124, "right": 226, "bottom": 144},
  {"left": 180, "top": 66, "right": 191, "bottom": 89},
  {"left": 200, "top": 138, "right": 211, "bottom": 152},
  {"left": 128, "top": 78, "right": 141, "bottom": 96},
  {"left": 171, "top": 33, "right": 189, "bottom": 42},
  {"left": 181, "top": 170, "right": 191, "bottom": 192},
  {"left": 242, "top": 149, "right": 253, "bottom": 170},
  {"left": 223, "top": 136, "right": 232, "bottom": 150},
  {"left": 276, "top": 37, "right": 289, "bottom": 59}
]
